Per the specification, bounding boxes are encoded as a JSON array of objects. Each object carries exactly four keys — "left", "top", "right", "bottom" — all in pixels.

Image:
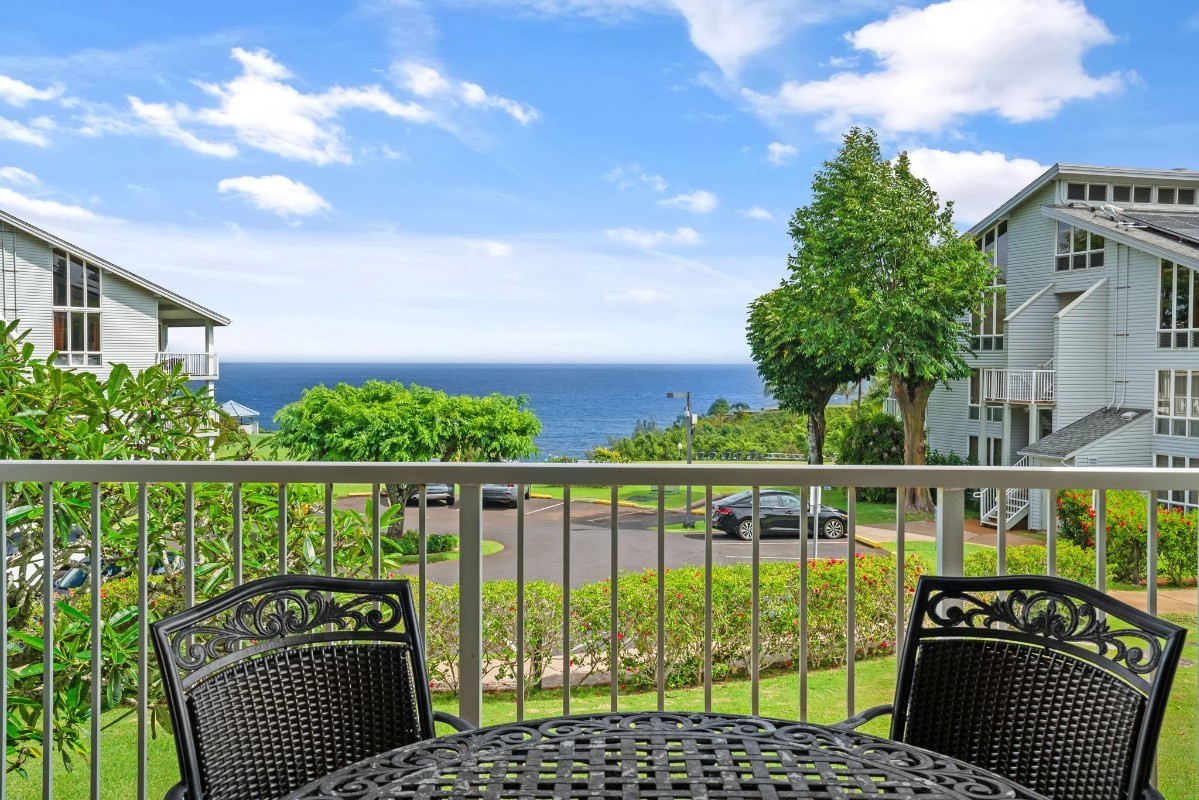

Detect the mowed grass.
[{"left": 11, "top": 642, "right": 1197, "bottom": 800}]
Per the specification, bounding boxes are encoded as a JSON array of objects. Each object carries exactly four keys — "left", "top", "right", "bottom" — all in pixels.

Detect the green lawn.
[
  {"left": 11, "top": 646, "right": 1197, "bottom": 800},
  {"left": 878, "top": 540, "right": 987, "bottom": 566}
]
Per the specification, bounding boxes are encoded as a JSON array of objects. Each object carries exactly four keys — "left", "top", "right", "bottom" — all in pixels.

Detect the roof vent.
[{"left": 1120, "top": 411, "right": 1137, "bottom": 421}]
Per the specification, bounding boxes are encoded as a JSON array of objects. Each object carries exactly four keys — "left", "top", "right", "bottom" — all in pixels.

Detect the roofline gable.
[
  {"left": 1040, "top": 205, "right": 1199, "bottom": 271},
  {"left": 0, "top": 208, "right": 230, "bottom": 327}
]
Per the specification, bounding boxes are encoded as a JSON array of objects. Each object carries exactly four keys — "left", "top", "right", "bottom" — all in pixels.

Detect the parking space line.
[{"left": 527, "top": 502, "right": 564, "bottom": 515}]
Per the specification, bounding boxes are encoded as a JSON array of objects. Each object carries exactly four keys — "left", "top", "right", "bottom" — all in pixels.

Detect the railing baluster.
[
  {"left": 1046, "top": 490, "right": 1057, "bottom": 577},
  {"left": 703, "top": 485, "right": 713, "bottom": 713},
  {"left": 656, "top": 485, "right": 665, "bottom": 713},
  {"left": 137, "top": 483, "right": 148, "bottom": 800},
  {"left": 564, "top": 485, "right": 573, "bottom": 715},
  {"left": 996, "top": 485, "right": 1007, "bottom": 576},
  {"left": 846, "top": 487, "right": 856, "bottom": 718},
  {"left": 751, "top": 486, "right": 760, "bottom": 717},
  {"left": 935, "top": 488, "right": 966, "bottom": 577},
  {"left": 89, "top": 483, "right": 102, "bottom": 800},
  {"left": 894, "top": 488, "right": 905, "bottom": 679},
  {"left": 609, "top": 485, "right": 619, "bottom": 713},
  {"left": 1095, "top": 489, "right": 1106, "bottom": 592},
  {"left": 232, "top": 482, "right": 243, "bottom": 587},
  {"left": 371, "top": 484, "right": 382, "bottom": 580},
  {"left": 1, "top": 483, "right": 7, "bottom": 800},
  {"left": 517, "top": 485, "right": 527, "bottom": 720},
  {"left": 458, "top": 484, "right": 483, "bottom": 726},
  {"left": 324, "top": 483, "right": 334, "bottom": 577},
  {"left": 41, "top": 482, "right": 54, "bottom": 800},
  {"left": 799, "top": 485, "right": 809, "bottom": 722},
  {"left": 278, "top": 483, "right": 288, "bottom": 576},
  {"left": 418, "top": 487, "right": 427, "bottom": 643},
  {"left": 1146, "top": 492, "right": 1158, "bottom": 617}
]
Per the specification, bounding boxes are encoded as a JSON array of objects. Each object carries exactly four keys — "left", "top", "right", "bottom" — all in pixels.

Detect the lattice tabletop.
[{"left": 285, "top": 712, "right": 1048, "bottom": 799}]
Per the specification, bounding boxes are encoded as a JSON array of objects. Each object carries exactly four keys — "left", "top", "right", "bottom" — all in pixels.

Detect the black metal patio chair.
[
  {"left": 837, "top": 574, "right": 1186, "bottom": 800},
  {"left": 151, "top": 575, "right": 473, "bottom": 800}
]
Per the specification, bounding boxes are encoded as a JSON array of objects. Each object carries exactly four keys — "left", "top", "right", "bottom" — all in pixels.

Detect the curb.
[{"left": 854, "top": 534, "right": 888, "bottom": 550}]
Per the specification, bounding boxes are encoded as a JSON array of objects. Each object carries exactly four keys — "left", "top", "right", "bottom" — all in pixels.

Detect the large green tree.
[
  {"left": 746, "top": 285, "right": 867, "bottom": 464},
  {"left": 272, "top": 380, "right": 541, "bottom": 533},
  {"left": 786, "top": 128, "right": 994, "bottom": 510}
]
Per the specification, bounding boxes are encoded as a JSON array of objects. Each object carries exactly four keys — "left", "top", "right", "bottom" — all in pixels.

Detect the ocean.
[{"left": 215, "top": 363, "right": 772, "bottom": 458}]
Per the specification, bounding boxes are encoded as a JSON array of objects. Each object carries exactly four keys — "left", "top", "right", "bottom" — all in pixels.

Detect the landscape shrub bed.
[
  {"left": 1057, "top": 490, "right": 1198, "bottom": 585},
  {"left": 422, "top": 554, "right": 922, "bottom": 694},
  {"left": 964, "top": 540, "right": 1095, "bottom": 586}
]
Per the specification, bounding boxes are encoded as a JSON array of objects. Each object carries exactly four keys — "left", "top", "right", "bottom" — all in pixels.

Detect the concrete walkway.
[{"left": 855, "top": 518, "right": 1042, "bottom": 549}]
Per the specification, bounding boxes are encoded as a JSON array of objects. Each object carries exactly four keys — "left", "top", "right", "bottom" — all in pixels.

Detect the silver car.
[
  {"left": 482, "top": 483, "right": 531, "bottom": 508},
  {"left": 407, "top": 483, "right": 455, "bottom": 506}
]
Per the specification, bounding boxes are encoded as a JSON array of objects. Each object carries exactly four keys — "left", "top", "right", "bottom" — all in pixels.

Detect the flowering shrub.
[
  {"left": 964, "top": 541, "right": 1095, "bottom": 586},
  {"left": 423, "top": 555, "right": 921, "bottom": 694},
  {"left": 1057, "top": 489, "right": 1198, "bottom": 585}
]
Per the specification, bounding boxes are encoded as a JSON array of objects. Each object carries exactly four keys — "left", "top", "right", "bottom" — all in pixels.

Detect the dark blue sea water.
[{"left": 215, "top": 363, "right": 771, "bottom": 458}]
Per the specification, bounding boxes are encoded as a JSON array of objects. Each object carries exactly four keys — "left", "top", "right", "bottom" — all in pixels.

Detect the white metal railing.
[
  {"left": 0, "top": 460, "right": 1195, "bottom": 799},
  {"left": 983, "top": 369, "right": 1055, "bottom": 403},
  {"left": 155, "top": 352, "right": 219, "bottom": 378}
]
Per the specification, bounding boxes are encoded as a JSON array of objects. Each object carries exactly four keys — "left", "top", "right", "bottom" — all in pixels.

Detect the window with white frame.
[
  {"left": 1073, "top": 182, "right": 1198, "bottom": 207},
  {"left": 967, "top": 370, "right": 1004, "bottom": 422},
  {"left": 1055, "top": 222, "right": 1104, "bottom": 271},
  {"left": 1154, "top": 369, "right": 1199, "bottom": 436},
  {"left": 971, "top": 221, "right": 1006, "bottom": 350},
  {"left": 1156, "top": 453, "right": 1197, "bottom": 509},
  {"left": 1065, "top": 182, "right": 1109, "bottom": 203},
  {"left": 1158, "top": 260, "right": 1199, "bottom": 348},
  {"left": 51, "top": 247, "right": 101, "bottom": 366}
]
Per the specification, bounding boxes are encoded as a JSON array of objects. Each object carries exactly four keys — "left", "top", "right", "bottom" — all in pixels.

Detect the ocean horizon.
[{"left": 213, "top": 362, "right": 776, "bottom": 458}]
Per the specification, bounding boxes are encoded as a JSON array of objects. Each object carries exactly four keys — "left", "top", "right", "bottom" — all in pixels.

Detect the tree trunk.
[
  {"left": 384, "top": 483, "right": 411, "bottom": 537},
  {"left": 807, "top": 410, "right": 826, "bottom": 465},
  {"left": 889, "top": 372, "right": 935, "bottom": 512}
]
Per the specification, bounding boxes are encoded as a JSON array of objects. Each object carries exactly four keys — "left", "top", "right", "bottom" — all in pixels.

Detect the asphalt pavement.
[{"left": 338, "top": 495, "right": 884, "bottom": 588}]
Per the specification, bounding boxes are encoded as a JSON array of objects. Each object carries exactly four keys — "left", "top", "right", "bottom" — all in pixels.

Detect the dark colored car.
[{"left": 711, "top": 490, "right": 848, "bottom": 541}]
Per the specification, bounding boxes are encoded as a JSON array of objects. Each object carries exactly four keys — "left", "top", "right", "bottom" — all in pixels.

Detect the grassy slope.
[{"left": 12, "top": 645, "right": 1197, "bottom": 800}]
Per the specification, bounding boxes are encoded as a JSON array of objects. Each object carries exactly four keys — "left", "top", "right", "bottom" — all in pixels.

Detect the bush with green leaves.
[
  {"left": 964, "top": 541, "right": 1096, "bottom": 586},
  {"left": 594, "top": 408, "right": 809, "bottom": 462},
  {"left": 829, "top": 411, "right": 904, "bottom": 502}
]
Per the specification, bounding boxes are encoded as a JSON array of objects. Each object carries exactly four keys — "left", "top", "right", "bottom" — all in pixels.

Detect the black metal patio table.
[{"left": 284, "top": 711, "right": 1049, "bottom": 799}]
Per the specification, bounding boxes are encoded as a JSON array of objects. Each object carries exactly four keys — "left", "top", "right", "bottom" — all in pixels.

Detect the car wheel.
[
  {"left": 821, "top": 517, "right": 846, "bottom": 539},
  {"left": 736, "top": 518, "right": 755, "bottom": 541},
  {"left": 447, "top": 496, "right": 456, "bottom": 507},
  {"left": 524, "top": 488, "right": 531, "bottom": 499}
]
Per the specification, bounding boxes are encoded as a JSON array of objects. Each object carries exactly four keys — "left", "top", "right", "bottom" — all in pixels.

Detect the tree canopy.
[
  {"left": 272, "top": 380, "right": 542, "bottom": 529},
  {"left": 784, "top": 128, "right": 994, "bottom": 509},
  {"left": 746, "top": 285, "right": 868, "bottom": 464}
]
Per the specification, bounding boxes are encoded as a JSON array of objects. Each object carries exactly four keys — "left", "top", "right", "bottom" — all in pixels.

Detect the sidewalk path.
[{"left": 855, "top": 518, "right": 1041, "bottom": 549}]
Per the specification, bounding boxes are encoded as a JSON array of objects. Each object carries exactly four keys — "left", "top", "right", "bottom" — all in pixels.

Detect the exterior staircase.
[{"left": 977, "top": 456, "right": 1032, "bottom": 528}]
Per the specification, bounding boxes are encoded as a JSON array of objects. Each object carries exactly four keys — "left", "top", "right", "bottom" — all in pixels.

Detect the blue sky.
[{"left": 0, "top": 0, "right": 1194, "bottom": 362}]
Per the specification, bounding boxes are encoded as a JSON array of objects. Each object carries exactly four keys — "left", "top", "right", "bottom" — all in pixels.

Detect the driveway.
[{"left": 338, "top": 495, "right": 885, "bottom": 588}]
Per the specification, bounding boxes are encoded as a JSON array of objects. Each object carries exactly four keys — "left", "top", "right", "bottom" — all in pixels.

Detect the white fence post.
[
  {"left": 458, "top": 483, "right": 484, "bottom": 726},
  {"left": 936, "top": 487, "right": 966, "bottom": 577}
]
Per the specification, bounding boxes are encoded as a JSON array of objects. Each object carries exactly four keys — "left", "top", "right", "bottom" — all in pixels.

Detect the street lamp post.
[{"left": 667, "top": 391, "right": 694, "bottom": 528}]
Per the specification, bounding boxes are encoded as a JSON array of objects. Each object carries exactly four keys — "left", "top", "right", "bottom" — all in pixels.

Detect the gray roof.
[
  {"left": 219, "top": 400, "right": 260, "bottom": 418},
  {"left": 1041, "top": 205, "right": 1199, "bottom": 270},
  {"left": 0, "top": 208, "right": 230, "bottom": 327},
  {"left": 1019, "top": 407, "right": 1151, "bottom": 460}
]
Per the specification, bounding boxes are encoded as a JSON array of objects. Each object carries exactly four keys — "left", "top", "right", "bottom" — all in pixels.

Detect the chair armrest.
[
  {"left": 165, "top": 783, "right": 188, "bottom": 800},
  {"left": 1142, "top": 787, "right": 1164, "bottom": 800},
  {"left": 433, "top": 710, "right": 476, "bottom": 732},
  {"left": 830, "top": 704, "right": 894, "bottom": 731}
]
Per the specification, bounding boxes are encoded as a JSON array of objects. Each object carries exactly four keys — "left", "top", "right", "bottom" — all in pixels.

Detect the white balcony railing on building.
[
  {"left": 155, "top": 351, "right": 219, "bottom": 378},
  {"left": 983, "top": 369, "right": 1055, "bottom": 404},
  {"left": 0, "top": 460, "right": 1195, "bottom": 799}
]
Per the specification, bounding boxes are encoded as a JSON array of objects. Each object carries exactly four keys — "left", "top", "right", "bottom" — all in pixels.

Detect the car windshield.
[{"left": 717, "top": 491, "right": 752, "bottom": 505}]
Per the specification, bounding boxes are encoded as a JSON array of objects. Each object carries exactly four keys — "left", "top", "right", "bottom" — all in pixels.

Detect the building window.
[
  {"left": 1066, "top": 182, "right": 1108, "bottom": 203},
  {"left": 1155, "top": 369, "right": 1199, "bottom": 436},
  {"left": 967, "top": 370, "right": 1003, "bottom": 422},
  {"left": 971, "top": 221, "right": 1006, "bottom": 350},
  {"left": 51, "top": 247, "right": 101, "bottom": 366},
  {"left": 1156, "top": 454, "right": 1196, "bottom": 509},
  {"left": 967, "top": 435, "right": 1003, "bottom": 466},
  {"left": 1055, "top": 222, "right": 1104, "bottom": 271},
  {"left": 1158, "top": 260, "right": 1199, "bottom": 348}
]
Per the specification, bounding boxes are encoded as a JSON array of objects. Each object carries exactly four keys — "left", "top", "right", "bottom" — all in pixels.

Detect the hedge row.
[{"left": 424, "top": 554, "right": 922, "bottom": 695}]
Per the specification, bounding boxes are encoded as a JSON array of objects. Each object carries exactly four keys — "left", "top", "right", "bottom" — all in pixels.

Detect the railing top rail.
[{"left": 3, "top": 460, "right": 1199, "bottom": 491}]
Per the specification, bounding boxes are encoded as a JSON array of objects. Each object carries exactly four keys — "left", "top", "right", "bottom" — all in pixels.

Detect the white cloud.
[
  {"left": 129, "top": 97, "right": 238, "bottom": 158},
  {"left": 766, "top": 142, "right": 797, "bottom": 166},
  {"left": 604, "top": 163, "right": 667, "bottom": 192},
  {"left": 0, "top": 166, "right": 39, "bottom": 186},
  {"left": 217, "top": 175, "right": 331, "bottom": 217},
  {"left": 904, "top": 148, "right": 1048, "bottom": 225},
  {"left": 744, "top": 0, "right": 1124, "bottom": 134},
  {"left": 470, "top": 240, "right": 514, "bottom": 257},
  {"left": 0, "top": 187, "right": 102, "bottom": 222},
  {"left": 381, "top": 144, "right": 407, "bottom": 160},
  {"left": 394, "top": 62, "right": 538, "bottom": 125},
  {"left": 603, "top": 286, "right": 671, "bottom": 304},
  {"left": 0, "top": 75, "right": 63, "bottom": 106},
  {"left": 605, "top": 226, "right": 702, "bottom": 248},
  {"left": 127, "top": 47, "right": 433, "bottom": 165},
  {"left": 658, "top": 189, "right": 717, "bottom": 213},
  {"left": 0, "top": 117, "right": 49, "bottom": 147},
  {"left": 738, "top": 206, "right": 773, "bottom": 220}
]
